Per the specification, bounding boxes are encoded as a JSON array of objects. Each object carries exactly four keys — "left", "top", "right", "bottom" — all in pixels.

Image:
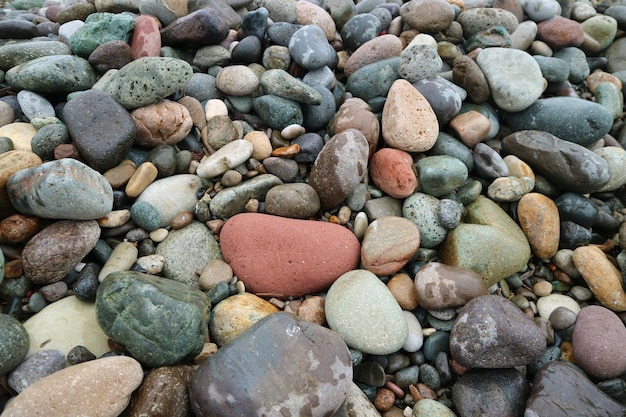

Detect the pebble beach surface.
[{"left": 1, "top": 0, "right": 626, "bottom": 415}]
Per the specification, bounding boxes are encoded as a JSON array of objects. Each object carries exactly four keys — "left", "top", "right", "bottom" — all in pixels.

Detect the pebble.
[
  {"left": 260, "top": 68, "right": 323, "bottom": 105},
  {"left": 1, "top": 356, "right": 143, "bottom": 417},
  {"left": 6, "top": 55, "right": 98, "bottom": 94},
  {"left": 344, "top": 34, "right": 403, "bottom": 77},
  {"left": 98, "top": 241, "right": 138, "bottom": 282},
  {"left": 457, "top": 7, "right": 519, "bottom": 37},
  {"left": 264, "top": 182, "right": 321, "bottom": 218},
  {"left": 412, "top": 398, "right": 456, "bottom": 417},
  {"left": 131, "top": 100, "right": 193, "bottom": 148},
  {"left": 414, "top": 262, "right": 489, "bottom": 310},
  {"left": 326, "top": 269, "right": 408, "bottom": 355},
  {"left": 403, "top": 192, "right": 447, "bottom": 248},
  {"left": 536, "top": 293, "right": 581, "bottom": 319},
  {"left": 196, "top": 139, "right": 254, "bottom": 178},
  {"left": 7, "top": 349, "right": 66, "bottom": 393},
  {"left": 220, "top": 213, "right": 359, "bottom": 298},
  {"left": 403, "top": 310, "right": 424, "bottom": 353},
  {"left": 573, "top": 245, "right": 626, "bottom": 311},
  {"left": 595, "top": 146, "right": 626, "bottom": 192},
  {"left": 209, "top": 174, "right": 283, "bottom": 218},
  {"left": 387, "top": 273, "right": 419, "bottom": 311},
  {"left": 450, "top": 295, "right": 546, "bottom": 368},
  {"left": 0, "top": 313, "right": 30, "bottom": 375},
  {"left": 190, "top": 312, "right": 352, "bottom": 417},
  {"left": 96, "top": 271, "right": 210, "bottom": 367},
  {"left": 517, "top": 192, "right": 560, "bottom": 259},
  {"left": 361, "top": 216, "right": 420, "bottom": 276},
  {"left": 416, "top": 155, "right": 468, "bottom": 197}
]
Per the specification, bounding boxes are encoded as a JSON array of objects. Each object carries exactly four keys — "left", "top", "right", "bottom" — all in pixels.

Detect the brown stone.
[
  {"left": 537, "top": 16, "right": 585, "bottom": 49},
  {"left": 170, "top": 211, "right": 194, "bottom": 229},
  {"left": 361, "top": 216, "right": 421, "bottom": 276},
  {"left": 124, "top": 365, "right": 194, "bottom": 417},
  {"left": 387, "top": 273, "right": 419, "bottom": 310},
  {"left": 131, "top": 14, "right": 161, "bottom": 60},
  {"left": 177, "top": 96, "right": 206, "bottom": 131},
  {"left": 400, "top": 0, "right": 456, "bottom": 33},
  {"left": 296, "top": 296, "right": 326, "bottom": 325},
  {"left": 382, "top": 79, "right": 439, "bottom": 152},
  {"left": 0, "top": 214, "right": 40, "bottom": 243},
  {"left": 573, "top": 245, "right": 626, "bottom": 311},
  {"left": 23, "top": 220, "right": 101, "bottom": 285},
  {"left": 5, "top": 258, "right": 23, "bottom": 278},
  {"left": 331, "top": 103, "right": 380, "bottom": 157},
  {"left": 209, "top": 293, "right": 279, "bottom": 346},
  {"left": 369, "top": 148, "right": 417, "bottom": 199},
  {"left": 103, "top": 159, "right": 136, "bottom": 189},
  {"left": 87, "top": 40, "right": 133, "bottom": 73},
  {"left": 448, "top": 110, "right": 491, "bottom": 147},
  {"left": 414, "top": 262, "right": 489, "bottom": 310},
  {"left": 517, "top": 193, "right": 560, "bottom": 259},
  {"left": 198, "top": 259, "right": 233, "bottom": 291},
  {"left": 374, "top": 388, "right": 396, "bottom": 412},
  {"left": 220, "top": 213, "right": 361, "bottom": 298},
  {"left": 271, "top": 143, "right": 300, "bottom": 158},
  {"left": 344, "top": 34, "right": 403, "bottom": 77},
  {"left": 125, "top": 162, "right": 158, "bottom": 198},
  {"left": 53, "top": 143, "right": 81, "bottom": 161},
  {"left": 131, "top": 100, "right": 193, "bottom": 148},
  {"left": 452, "top": 55, "right": 490, "bottom": 104}
]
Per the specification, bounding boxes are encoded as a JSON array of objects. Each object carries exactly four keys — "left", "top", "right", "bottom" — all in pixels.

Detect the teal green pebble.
[
  {"left": 252, "top": 95, "right": 303, "bottom": 130},
  {"left": 403, "top": 192, "right": 448, "bottom": 248},
  {"left": 412, "top": 398, "right": 457, "bottom": 417},
  {"left": 31, "top": 123, "right": 70, "bottom": 160},
  {"left": 594, "top": 81, "right": 623, "bottom": 119},
  {"left": 0, "top": 313, "right": 30, "bottom": 375},
  {"left": 0, "top": 41, "right": 72, "bottom": 71},
  {"left": 98, "top": 57, "right": 193, "bottom": 109},
  {"left": 70, "top": 13, "right": 135, "bottom": 57},
  {"left": 346, "top": 57, "right": 400, "bottom": 102},
  {"left": 416, "top": 155, "right": 468, "bottom": 197},
  {"left": 95, "top": 271, "right": 210, "bottom": 368},
  {"left": 5, "top": 55, "right": 97, "bottom": 93}
]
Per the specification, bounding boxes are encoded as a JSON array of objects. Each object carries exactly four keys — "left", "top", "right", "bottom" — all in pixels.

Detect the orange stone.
[{"left": 517, "top": 193, "right": 560, "bottom": 259}]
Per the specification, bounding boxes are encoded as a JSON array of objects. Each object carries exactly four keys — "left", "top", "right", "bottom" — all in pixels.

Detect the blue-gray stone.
[
  {"left": 96, "top": 271, "right": 210, "bottom": 367},
  {"left": 252, "top": 94, "right": 303, "bottom": 130},
  {"left": 288, "top": 24, "right": 337, "bottom": 70},
  {"left": 341, "top": 13, "right": 381, "bottom": 52},
  {"left": 5, "top": 55, "right": 97, "bottom": 94},
  {"left": 504, "top": 97, "right": 613, "bottom": 147},
  {"left": 16, "top": 90, "right": 55, "bottom": 120},
  {"left": 69, "top": 12, "right": 135, "bottom": 57},
  {"left": 267, "top": 22, "right": 302, "bottom": 47},
  {"left": 346, "top": 57, "right": 400, "bottom": 102},
  {"left": 7, "top": 159, "right": 113, "bottom": 220},
  {"left": 302, "top": 85, "right": 336, "bottom": 131},
  {"left": 427, "top": 132, "right": 474, "bottom": 171},
  {"left": 0, "top": 313, "right": 30, "bottom": 375},
  {"left": 533, "top": 55, "right": 570, "bottom": 83},
  {"left": 552, "top": 47, "right": 590, "bottom": 83},
  {"left": 555, "top": 192, "right": 599, "bottom": 228},
  {"left": 413, "top": 77, "right": 462, "bottom": 125},
  {"left": 31, "top": 123, "right": 70, "bottom": 161},
  {"left": 416, "top": 155, "right": 469, "bottom": 197},
  {"left": 8, "top": 349, "right": 66, "bottom": 393}
]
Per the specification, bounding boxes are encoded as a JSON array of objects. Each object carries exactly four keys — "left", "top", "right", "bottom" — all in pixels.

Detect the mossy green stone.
[
  {"left": 346, "top": 57, "right": 400, "bottom": 101},
  {"left": 5, "top": 55, "right": 97, "bottom": 93},
  {"left": 0, "top": 41, "right": 72, "bottom": 71},
  {"left": 252, "top": 95, "right": 303, "bottom": 130},
  {"left": 31, "top": 123, "right": 70, "bottom": 160},
  {"left": 99, "top": 57, "right": 193, "bottom": 109},
  {"left": 96, "top": 271, "right": 210, "bottom": 367},
  {"left": 69, "top": 13, "right": 136, "bottom": 58},
  {"left": 6, "top": 0, "right": 44, "bottom": 9},
  {"left": 0, "top": 313, "right": 30, "bottom": 375},
  {"left": 416, "top": 155, "right": 469, "bottom": 197}
]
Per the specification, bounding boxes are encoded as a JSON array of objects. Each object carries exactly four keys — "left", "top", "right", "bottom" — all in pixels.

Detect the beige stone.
[
  {"left": 103, "top": 159, "right": 136, "bottom": 188},
  {"left": 0, "top": 122, "right": 35, "bottom": 151},
  {"left": 382, "top": 79, "right": 439, "bottom": 152},
  {"left": 178, "top": 95, "right": 206, "bottom": 130},
  {"left": 503, "top": 155, "right": 535, "bottom": 182},
  {"left": 344, "top": 34, "right": 403, "bottom": 76},
  {"left": 126, "top": 161, "right": 158, "bottom": 198},
  {"left": 204, "top": 98, "right": 228, "bottom": 123},
  {"left": 244, "top": 130, "right": 273, "bottom": 160},
  {"left": 199, "top": 258, "right": 233, "bottom": 290},
  {"left": 132, "top": 100, "right": 193, "bottom": 147},
  {"left": 573, "top": 245, "right": 626, "bottom": 311},
  {"left": 2, "top": 356, "right": 143, "bottom": 417},
  {"left": 449, "top": 110, "right": 491, "bottom": 147},
  {"left": 97, "top": 209, "right": 131, "bottom": 228}
]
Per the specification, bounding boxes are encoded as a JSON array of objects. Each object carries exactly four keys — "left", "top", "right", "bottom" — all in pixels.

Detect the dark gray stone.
[
  {"left": 555, "top": 192, "right": 599, "bottom": 228},
  {"left": 341, "top": 13, "right": 381, "bottom": 52},
  {"left": 189, "top": 312, "right": 352, "bottom": 417},
  {"left": 160, "top": 7, "right": 229, "bottom": 46},
  {"left": 0, "top": 313, "right": 29, "bottom": 375},
  {"left": 252, "top": 94, "right": 303, "bottom": 130},
  {"left": 5, "top": 55, "right": 97, "bottom": 94},
  {"left": 302, "top": 85, "right": 336, "bottom": 131}
]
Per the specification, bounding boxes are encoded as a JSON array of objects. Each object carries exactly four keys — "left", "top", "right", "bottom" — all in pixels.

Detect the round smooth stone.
[
  {"left": 88, "top": 40, "right": 133, "bottom": 73},
  {"left": 252, "top": 95, "right": 303, "bottom": 130},
  {"left": 536, "top": 16, "right": 585, "bottom": 50},
  {"left": 403, "top": 311, "right": 424, "bottom": 353},
  {"left": 369, "top": 148, "right": 417, "bottom": 199},
  {"left": 361, "top": 216, "right": 420, "bottom": 276},
  {"left": 581, "top": 15, "right": 618, "bottom": 52},
  {"left": 98, "top": 241, "right": 138, "bottom": 282},
  {"left": 416, "top": 155, "right": 468, "bottom": 197},
  {"left": 5, "top": 55, "right": 97, "bottom": 94},
  {"left": 536, "top": 293, "right": 581, "bottom": 319},
  {"left": 209, "top": 293, "right": 279, "bottom": 347},
  {"left": 16, "top": 90, "right": 55, "bottom": 120},
  {"left": 341, "top": 13, "right": 381, "bottom": 52},
  {"left": 552, "top": 47, "right": 589, "bottom": 84},
  {"left": 412, "top": 76, "right": 462, "bottom": 125},
  {"left": 0, "top": 122, "right": 36, "bottom": 151},
  {"left": 160, "top": 7, "right": 229, "bottom": 46},
  {"left": 215, "top": 65, "right": 260, "bottom": 96},
  {"left": 131, "top": 100, "right": 192, "bottom": 148},
  {"left": 288, "top": 24, "right": 337, "bottom": 70},
  {"left": 595, "top": 146, "right": 626, "bottom": 192},
  {"left": 521, "top": 0, "right": 561, "bottom": 22},
  {"left": 0, "top": 313, "right": 30, "bottom": 375},
  {"left": 457, "top": 8, "right": 519, "bottom": 37},
  {"left": 344, "top": 34, "right": 402, "bottom": 77},
  {"left": 533, "top": 56, "right": 570, "bottom": 83},
  {"left": 403, "top": 192, "right": 447, "bottom": 249},
  {"left": 325, "top": 269, "right": 408, "bottom": 355},
  {"left": 264, "top": 183, "right": 321, "bottom": 219},
  {"left": 400, "top": 0, "right": 455, "bottom": 33},
  {"left": 346, "top": 57, "right": 401, "bottom": 102}
]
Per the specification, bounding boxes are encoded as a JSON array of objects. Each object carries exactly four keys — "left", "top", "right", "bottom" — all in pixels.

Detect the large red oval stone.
[{"left": 220, "top": 213, "right": 361, "bottom": 298}]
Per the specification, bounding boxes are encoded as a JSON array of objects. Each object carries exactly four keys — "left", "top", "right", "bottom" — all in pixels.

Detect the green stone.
[
  {"left": 6, "top": 0, "right": 44, "bottom": 9},
  {"left": 428, "top": 132, "right": 474, "bottom": 171},
  {"left": 0, "top": 313, "right": 30, "bottom": 375},
  {"left": 0, "top": 41, "right": 72, "bottom": 72},
  {"left": 595, "top": 81, "right": 623, "bottom": 119},
  {"left": 5, "top": 55, "right": 97, "bottom": 94},
  {"left": 31, "top": 123, "right": 70, "bottom": 161},
  {"left": 96, "top": 271, "right": 210, "bottom": 367},
  {"left": 346, "top": 57, "right": 400, "bottom": 102},
  {"left": 209, "top": 174, "right": 283, "bottom": 219},
  {"left": 416, "top": 155, "right": 468, "bottom": 197},
  {"left": 252, "top": 94, "right": 303, "bottom": 130},
  {"left": 69, "top": 12, "right": 136, "bottom": 58}
]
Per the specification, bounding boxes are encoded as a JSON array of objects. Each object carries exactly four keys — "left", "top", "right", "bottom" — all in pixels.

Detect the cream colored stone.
[
  {"left": 295, "top": 0, "right": 336, "bottom": 41},
  {"left": 1, "top": 356, "right": 143, "bottom": 417},
  {"left": 382, "top": 79, "right": 439, "bottom": 152},
  {"left": 199, "top": 258, "right": 233, "bottom": 290},
  {"left": 280, "top": 124, "right": 305, "bottom": 140},
  {"left": 0, "top": 122, "right": 36, "bottom": 151},
  {"left": 125, "top": 161, "right": 158, "bottom": 198},
  {"left": 503, "top": 154, "right": 535, "bottom": 182},
  {"left": 205, "top": 98, "right": 228, "bottom": 122},
  {"left": 97, "top": 209, "right": 131, "bottom": 228},
  {"left": 23, "top": 296, "right": 110, "bottom": 358},
  {"left": 149, "top": 227, "right": 169, "bottom": 242},
  {"left": 244, "top": 130, "right": 273, "bottom": 161},
  {"left": 573, "top": 245, "right": 626, "bottom": 311},
  {"left": 98, "top": 241, "right": 138, "bottom": 282}
]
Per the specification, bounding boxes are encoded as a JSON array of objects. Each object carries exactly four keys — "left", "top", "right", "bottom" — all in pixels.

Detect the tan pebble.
[
  {"left": 103, "top": 159, "right": 136, "bottom": 188},
  {"left": 170, "top": 211, "right": 194, "bottom": 229},
  {"left": 448, "top": 110, "right": 491, "bottom": 147},
  {"left": 332, "top": 104, "right": 380, "bottom": 156},
  {"left": 487, "top": 176, "right": 534, "bottom": 202},
  {"left": 178, "top": 95, "right": 207, "bottom": 130},
  {"left": 517, "top": 193, "right": 560, "bottom": 259},
  {"left": 353, "top": 211, "right": 369, "bottom": 240},
  {"left": 149, "top": 228, "right": 169, "bottom": 242},
  {"left": 204, "top": 115, "right": 238, "bottom": 151},
  {"left": 415, "top": 383, "right": 437, "bottom": 400},
  {"left": 244, "top": 130, "right": 273, "bottom": 160},
  {"left": 587, "top": 71, "right": 623, "bottom": 94},
  {"left": 328, "top": 215, "right": 341, "bottom": 224},
  {"left": 271, "top": 143, "right": 300, "bottom": 157},
  {"left": 387, "top": 273, "right": 419, "bottom": 310},
  {"left": 131, "top": 100, "right": 193, "bottom": 147},
  {"left": 375, "top": 388, "right": 396, "bottom": 412},
  {"left": 199, "top": 259, "right": 233, "bottom": 291},
  {"left": 125, "top": 162, "right": 158, "bottom": 198},
  {"left": 573, "top": 245, "right": 626, "bottom": 311},
  {"left": 221, "top": 169, "right": 243, "bottom": 187},
  {"left": 280, "top": 124, "right": 305, "bottom": 140},
  {"left": 244, "top": 198, "right": 259, "bottom": 212},
  {"left": 205, "top": 98, "right": 229, "bottom": 122},
  {"left": 533, "top": 280, "right": 553, "bottom": 297},
  {"left": 0, "top": 101, "right": 15, "bottom": 128},
  {"left": 296, "top": 295, "right": 326, "bottom": 325},
  {"left": 503, "top": 154, "right": 535, "bottom": 182},
  {"left": 98, "top": 241, "right": 138, "bottom": 282},
  {"left": 408, "top": 33, "right": 438, "bottom": 48},
  {"left": 529, "top": 40, "right": 553, "bottom": 56},
  {"left": 295, "top": 0, "right": 336, "bottom": 41},
  {"left": 0, "top": 122, "right": 35, "bottom": 151},
  {"left": 235, "top": 280, "right": 246, "bottom": 293},
  {"left": 98, "top": 209, "right": 131, "bottom": 228},
  {"left": 382, "top": 79, "right": 439, "bottom": 152},
  {"left": 337, "top": 206, "right": 351, "bottom": 225},
  {"left": 206, "top": 219, "right": 224, "bottom": 234},
  {"left": 193, "top": 342, "right": 218, "bottom": 365},
  {"left": 215, "top": 65, "right": 260, "bottom": 96},
  {"left": 135, "top": 254, "right": 165, "bottom": 274}
]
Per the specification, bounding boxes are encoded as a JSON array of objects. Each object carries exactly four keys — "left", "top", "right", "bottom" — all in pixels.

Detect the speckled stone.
[
  {"left": 0, "top": 41, "right": 72, "bottom": 72},
  {"left": 361, "top": 216, "right": 420, "bottom": 276},
  {"left": 457, "top": 7, "right": 519, "bottom": 37},
  {"left": 5, "top": 55, "right": 97, "bottom": 93},
  {"left": 7, "top": 349, "right": 66, "bottom": 393},
  {"left": 96, "top": 271, "right": 210, "bottom": 367},
  {"left": 69, "top": 12, "right": 135, "bottom": 58},
  {"left": 209, "top": 174, "right": 283, "bottom": 219},
  {"left": 160, "top": 7, "right": 229, "bottom": 46},
  {"left": 517, "top": 193, "right": 560, "bottom": 259},
  {"left": 369, "top": 148, "right": 417, "bottom": 199},
  {"left": 0, "top": 313, "right": 30, "bottom": 375},
  {"left": 190, "top": 312, "right": 352, "bottom": 417},
  {"left": 325, "top": 269, "right": 408, "bottom": 355},
  {"left": 403, "top": 192, "right": 447, "bottom": 249}
]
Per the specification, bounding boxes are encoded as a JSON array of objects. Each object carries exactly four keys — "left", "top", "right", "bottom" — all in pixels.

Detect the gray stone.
[
  {"left": 210, "top": 174, "right": 283, "bottom": 219},
  {"left": 5, "top": 55, "right": 97, "bottom": 94},
  {"left": 96, "top": 271, "right": 210, "bottom": 367},
  {"left": 155, "top": 221, "right": 222, "bottom": 288},
  {"left": 0, "top": 313, "right": 30, "bottom": 375},
  {"left": 427, "top": 132, "right": 473, "bottom": 170},
  {"left": 533, "top": 55, "right": 570, "bottom": 83},
  {"left": 288, "top": 24, "right": 337, "bottom": 70},
  {"left": 259, "top": 69, "right": 322, "bottom": 104},
  {"left": 403, "top": 192, "right": 447, "bottom": 248},
  {"left": 264, "top": 183, "right": 321, "bottom": 218},
  {"left": 31, "top": 123, "right": 70, "bottom": 161},
  {"left": 416, "top": 155, "right": 468, "bottom": 197},
  {"left": 252, "top": 94, "right": 303, "bottom": 130},
  {"left": 413, "top": 77, "right": 462, "bottom": 125},
  {"left": 8, "top": 350, "right": 66, "bottom": 393},
  {"left": 7, "top": 159, "right": 113, "bottom": 220},
  {"left": 341, "top": 13, "right": 381, "bottom": 52},
  {"left": 399, "top": 44, "right": 443, "bottom": 84},
  {"left": 0, "top": 41, "right": 72, "bottom": 72},
  {"left": 302, "top": 85, "right": 336, "bottom": 131},
  {"left": 189, "top": 312, "right": 352, "bottom": 417},
  {"left": 16, "top": 90, "right": 55, "bottom": 121},
  {"left": 457, "top": 7, "right": 519, "bottom": 37},
  {"left": 552, "top": 47, "right": 590, "bottom": 83}
]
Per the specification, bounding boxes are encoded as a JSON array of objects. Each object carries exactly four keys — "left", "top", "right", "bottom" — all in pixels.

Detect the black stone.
[
  {"left": 230, "top": 35, "right": 262, "bottom": 64},
  {"left": 559, "top": 221, "right": 592, "bottom": 249},
  {"left": 555, "top": 192, "right": 600, "bottom": 228},
  {"left": 73, "top": 263, "right": 100, "bottom": 302}
]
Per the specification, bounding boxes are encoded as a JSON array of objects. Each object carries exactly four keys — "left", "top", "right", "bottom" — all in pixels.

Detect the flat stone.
[
  {"left": 1, "top": 356, "right": 143, "bottom": 417},
  {"left": 252, "top": 94, "right": 303, "bottom": 130},
  {"left": 0, "top": 313, "right": 29, "bottom": 375},
  {"left": 439, "top": 196, "right": 531, "bottom": 287},
  {"left": 22, "top": 220, "right": 100, "bottom": 285},
  {"left": 414, "top": 262, "right": 489, "bottom": 310},
  {"left": 264, "top": 183, "right": 321, "bottom": 219},
  {"left": 450, "top": 295, "right": 546, "bottom": 368},
  {"left": 189, "top": 312, "right": 352, "bottom": 417},
  {"left": 517, "top": 192, "right": 560, "bottom": 259},
  {"left": 573, "top": 245, "right": 626, "bottom": 311},
  {"left": 361, "top": 216, "right": 420, "bottom": 276},
  {"left": 340, "top": 13, "right": 381, "bottom": 52},
  {"left": 259, "top": 68, "right": 322, "bottom": 104},
  {"left": 400, "top": 0, "right": 455, "bottom": 33},
  {"left": 325, "top": 269, "right": 408, "bottom": 355},
  {"left": 8, "top": 158, "right": 113, "bottom": 220},
  {"left": 220, "top": 213, "right": 360, "bottom": 298},
  {"left": 96, "top": 271, "right": 210, "bottom": 367}
]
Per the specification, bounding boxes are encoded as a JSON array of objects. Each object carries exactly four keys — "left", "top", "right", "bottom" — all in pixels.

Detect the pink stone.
[
  {"left": 369, "top": 148, "right": 417, "bottom": 198},
  {"left": 220, "top": 213, "right": 361, "bottom": 298},
  {"left": 131, "top": 15, "right": 162, "bottom": 60},
  {"left": 537, "top": 16, "right": 585, "bottom": 50}
]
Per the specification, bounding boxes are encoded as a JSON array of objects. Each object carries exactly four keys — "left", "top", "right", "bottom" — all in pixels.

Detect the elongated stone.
[
  {"left": 196, "top": 139, "right": 254, "bottom": 178},
  {"left": 5, "top": 55, "right": 97, "bottom": 94},
  {"left": 0, "top": 41, "right": 72, "bottom": 71},
  {"left": 259, "top": 69, "right": 322, "bottom": 104},
  {"left": 210, "top": 174, "right": 283, "bottom": 219}
]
